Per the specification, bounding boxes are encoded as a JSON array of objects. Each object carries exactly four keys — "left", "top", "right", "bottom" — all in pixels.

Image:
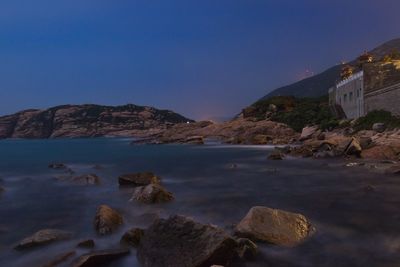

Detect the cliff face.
[{"left": 0, "top": 104, "right": 193, "bottom": 139}]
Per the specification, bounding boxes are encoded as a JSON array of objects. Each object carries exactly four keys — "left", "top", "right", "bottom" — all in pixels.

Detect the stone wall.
[{"left": 364, "top": 82, "right": 400, "bottom": 116}]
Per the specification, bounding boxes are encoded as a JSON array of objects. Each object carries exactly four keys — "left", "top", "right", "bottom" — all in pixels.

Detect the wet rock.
[
  {"left": 72, "top": 174, "right": 101, "bottom": 185},
  {"left": 184, "top": 136, "right": 204, "bottom": 145},
  {"left": 299, "top": 126, "right": 318, "bottom": 141},
  {"left": 252, "top": 134, "right": 271, "bottom": 145},
  {"left": 71, "top": 248, "right": 130, "bottom": 267},
  {"left": 48, "top": 163, "right": 67, "bottom": 170},
  {"left": 118, "top": 172, "right": 160, "bottom": 186},
  {"left": 131, "top": 184, "right": 174, "bottom": 204},
  {"left": 14, "top": 229, "right": 72, "bottom": 250},
  {"left": 41, "top": 251, "right": 76, "bottom": 267},
  {"left": 268, "top": 150, "right": 284, "bottom": 160},
  {"left": 137, "top": 215, "right": 239, "bottom": 267},
  {"left": 120, "top": 228, "right": 144, "bottom": 247},
  {"left": 94, "top": 205, "right": 123, "bottom": 235},
  {"left": 235, "top": 206, "right": 314, "bottom": 247},
  {"left": 77, "top": 239, "right": 95, "bottom": 248},
  {"left": 236, "top": 238, "right": 258, "bottom": 260},
  {"left": 372, "top": 123, "right": 386, "bottom": 133}
]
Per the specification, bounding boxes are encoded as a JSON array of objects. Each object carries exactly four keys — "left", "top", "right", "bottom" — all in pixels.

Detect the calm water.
[{"left": 0, "top": 138, "right": 400, "bottom": 267}]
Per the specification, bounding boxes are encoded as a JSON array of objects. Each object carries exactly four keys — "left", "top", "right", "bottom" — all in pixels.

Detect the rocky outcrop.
[
  {"left": 94, "top": 205, "right": 123, "bottom": 235},
  {"left": 118, "top": 172, "right": 160, "bottom": 186},
  {"left": 299, "top": 126, "right": 319, "bottom": 141},
  {"left": 0, "top": 104, "right": 193, "bottom": 139},
  {"left": 135, "top": 117, "right": 298, "bottom": 145},
  {"left": 14, "top": 229, "right": 72, "bottom": 250},
  {"left": 235, "top": 206, "right": 314, "bottom": 247},
  {"left": 71, "top": 249, "right": 130, "bottom": 267},
  {"left": 137, "top": 215, "right": 239, "bottom": 267},
  {"left": 131, "top": 184, "right": 174, "bottom": 204},
  {"left": 120, "top": 228, "right": 144, "bottom": 247}
]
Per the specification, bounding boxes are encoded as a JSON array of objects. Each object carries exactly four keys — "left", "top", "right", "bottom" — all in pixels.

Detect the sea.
[{"left": 0, "top": 138, "right": 400, "bottom": 267}]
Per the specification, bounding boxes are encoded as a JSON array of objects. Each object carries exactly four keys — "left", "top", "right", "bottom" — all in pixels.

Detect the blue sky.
[{"left": 0, "top": 0, "right": 399, "bottom": 119}]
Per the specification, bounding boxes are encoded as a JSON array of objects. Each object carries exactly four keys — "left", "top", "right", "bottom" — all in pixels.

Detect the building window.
[
  {"left": 349, "top": 92, "right": 353, "bottom": 102},
  {"left": 344, "top": 94, "right": 347, "bottom": 103}
]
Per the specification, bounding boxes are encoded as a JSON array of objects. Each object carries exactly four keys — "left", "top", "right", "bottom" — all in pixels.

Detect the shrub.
[
  {"left": 353, "top": 110, "right": 400, "bottom": 131},
  {"left": 248, "top": 96, "right": 338, "bottom": 132}
]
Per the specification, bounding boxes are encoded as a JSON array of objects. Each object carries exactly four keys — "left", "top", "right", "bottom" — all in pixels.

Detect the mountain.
[
  {"left": 260, "top": 38, "right": 400, "bottom": 100},
  {"left": 0, "top": 104, "right": 193, "bottom": 139}
]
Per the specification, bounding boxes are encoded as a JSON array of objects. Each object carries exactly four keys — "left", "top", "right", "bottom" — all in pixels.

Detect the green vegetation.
[
  {"left": 353, "top": 110, "right": 400, "bottom": 131},
  {"left": 245, "top": 96, "right": 338, "bottom": 132}
]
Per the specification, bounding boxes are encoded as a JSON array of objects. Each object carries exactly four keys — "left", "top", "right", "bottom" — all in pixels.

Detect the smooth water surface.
[{"left": 0, "top": 138, "right": 400, "bottom": 267}]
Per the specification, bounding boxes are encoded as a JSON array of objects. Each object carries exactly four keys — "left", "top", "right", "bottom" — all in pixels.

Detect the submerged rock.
[
  {"left": 94, "top": 205, "right": 123, "bottom": 235},
  {"left": 72, "top": 174, "right": 101, "bottom": 185},
  {"left": 14, "top": 229, "right": 72, "bottom": 250},
  {"left": 41, "top": 251, "right": 76, "bottom": 267},
  {"left": 120, "top": 228, "right": 144, "bottom": 247},
  {"left": 48, "top": 163, "right": 67, "bottom": 170},
  {"left": 268, "top": 150, "right": 284, "bottom": 160},
  {"left": 118, "top": 172, "right": 160, "bottom": 186},
  {"left": 235, "top": 206, "right": 314, "bottom": 247},
  {"left": 77, "top": 239, "right": 95, "bottom": 248},
  {"left": 137, "top": 215, "right": 239, "bottom": 267},
  {"left": 71, "top": 248, "right": 130, "bottom": 267},
  {"left": 131, "top": 184, "right": 174, "bottom": 204}
]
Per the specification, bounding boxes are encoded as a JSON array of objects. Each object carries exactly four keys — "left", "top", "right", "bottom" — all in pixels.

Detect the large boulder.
[
  {"left": 94, "top": 205, "right": 123, "bottom": 235},
  {"left": 118, "top": 172, "right": 160, "bottom": 186},
  {"left": 131, "top": 184, "right": 174, "bottom": 204},
  {"left": 235, "top": 206, "right": 314, "bottom": 247},
  {"left": 71, "top": 249, "right": 130, "bottom": 267},
  {"left": 137, "top": 215, "right": 239, "bottom": 267},
  {"left": 14, "top": 229, "right": 72, "bottom": 250},
  {"left": 71, "top": 174, "right": 101, "bottom": 185},
  {"left": 299, "top": 126, "right": 318, "bottom": 141}
]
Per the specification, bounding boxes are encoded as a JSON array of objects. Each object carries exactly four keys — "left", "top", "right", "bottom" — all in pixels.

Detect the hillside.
[
  {"left": 0, "top": 104, "right": 193, "bottom": 139},
  {"left": 261, "top": 38, "right": 400, "bottom": 100}
]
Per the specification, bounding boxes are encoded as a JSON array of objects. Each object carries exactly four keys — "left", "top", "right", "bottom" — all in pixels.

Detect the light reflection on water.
[{"left": 0, "top": 138, "right": 400, "bottom": 266}]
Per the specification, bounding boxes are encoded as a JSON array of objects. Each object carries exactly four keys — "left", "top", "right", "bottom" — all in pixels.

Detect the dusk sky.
[{"left": 1, "top": 1, "right": 399, "bottom": 120}]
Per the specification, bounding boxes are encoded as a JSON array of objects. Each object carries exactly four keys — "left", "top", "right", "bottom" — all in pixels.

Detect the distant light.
[{"left": 186, "top": 121, "right": 190, "bottom": 124}]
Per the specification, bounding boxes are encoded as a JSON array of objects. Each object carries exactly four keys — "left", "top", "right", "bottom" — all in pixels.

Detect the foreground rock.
[
  {"left": 299, "top": 126, "right": 318, "bottom": 141},
  {"left": 120, "top": 228, "right": 144, "bottom": 247},
  {"left": 131, "top": 184, "right": 174, "bottom": 204},
  {"left": 137, "top": 215, "right": 239, "bottom": 267},
  {"left": 14, "top": 229, "right": 72, "bottom": 250},
  {"left": 235, "top": 206, "right": 314, "bottom": 247},
  {"left": 71, "top": 249, "right": 130, "bottom": 267},
  {"left": 72, "top": 174, "right": 101, "bottom": 185},
  {"left": 118, "top": 172, "right": 160, "bottom": 186},
  {"left": 94, "top": 205, "right": 123, "bottom": 235}
]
